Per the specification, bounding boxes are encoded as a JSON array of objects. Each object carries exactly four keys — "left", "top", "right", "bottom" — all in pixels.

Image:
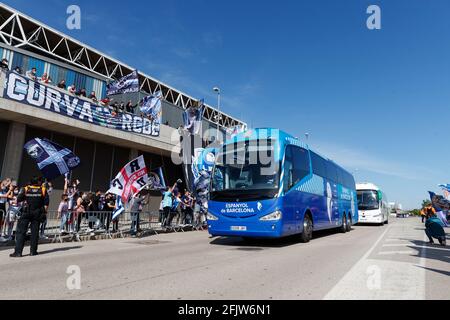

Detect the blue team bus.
[{"left": 207, "top": 128, "right": 358, "bottom": 242}]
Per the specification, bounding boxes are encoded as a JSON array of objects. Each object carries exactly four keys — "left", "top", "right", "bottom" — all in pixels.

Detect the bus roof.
[
  {"left": 225, "top": 128, "right": 353, "bottom": 176},
  {"left": 356, "top": 183, "right": 382, "bottom": 191},
  {"left": 225, "top": 127, "right": 308, "bottom": 149}
]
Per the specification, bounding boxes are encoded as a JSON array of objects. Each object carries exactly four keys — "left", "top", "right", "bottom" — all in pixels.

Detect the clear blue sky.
[{"left": 6, "top": 0, "right": 450, "bottom": 209}]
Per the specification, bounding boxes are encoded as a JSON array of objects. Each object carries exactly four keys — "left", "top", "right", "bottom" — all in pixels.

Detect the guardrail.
[{"left": 0, "top": 208, "right": 208, "bottom": 244}]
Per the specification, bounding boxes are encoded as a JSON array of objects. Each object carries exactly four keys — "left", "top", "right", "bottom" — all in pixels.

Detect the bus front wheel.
[{"left": 300, "top": 215, "right": 313, "bottom": 243}]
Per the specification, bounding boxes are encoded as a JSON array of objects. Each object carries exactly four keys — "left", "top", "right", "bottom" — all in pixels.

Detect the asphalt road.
[{"left": 0, "top": 217, "right": 448, "bottom": 300}]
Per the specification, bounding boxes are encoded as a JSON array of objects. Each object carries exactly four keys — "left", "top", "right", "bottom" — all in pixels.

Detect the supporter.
[
  {"left": 74, "top": 191, "right": 86, "bottom": 235},
  {"left": 111, "top": 195, "right": 120, "bottom": 232},
  {"left": 162, "top": 183, "right": 177, "bottom": 227},
  {"left": 129, "top": 192, "right": 147, "bottom": 237},
  {"left": 125, "top": 100, "right": 137, "bottom": 113},
  {"left": 87, "top": 190, "right": 102, "bottom": 231},
  {"left": 40, "top": 73, "right": 52, "bottom": 84},
  {"left": 159, "top": 198, "right": 164, "bottom": 223},
  {"left": 13, "top": 66, "right": 22, "bottom": 74},
  {"left": 57, "top": 79, "right": 67, "bottom": 90},
  {"left": 0, "top": 179, "right": 11, "bottom": 242},
  {"left": 88, "top": 91, "right": 98, "bottom": 103},
  {"left": 57, "top": 194, "right": 70, "bottom": 234},
  {"left": 193, "top": 195, "right": 204, "bottom": 228},
  {"left": 76, "top": 88, "right": 87, "bottom": 97},
  {"left": 68, "top": 84, "right": 76, "bottom": 95},
  {"left": 425, "top": 211, "right": 447, "bottom": 246},
  {"left": 39, "top": 178, "right": 52, "bottom": 240},
  {"left": 421, "top": 204, "right": 436, "bottom": 223},
  {"left": 119, "top": 102, "right": 125, "bottom": 113},
  {"left": 100, "top": 97, "right": 112, "bottom": 107},
  {"left": 81, "top": 193, "right": 92, "bottom": 231},
  {"left": 25, "top": 67, "right": 38, "bottom": 81},
  {"left": 104, "top": 193, "right": 117, "bottom": 233},
  {"left": 4, "top": 181, "right": 21, "bottom": 242},
  {"left": 111, "top": 102, "right": 120, "bottom": 117},
  {"left": 181, "top": 190, "right": 194, "bottom": 225},
  {"left": 98, "top": 193, "right": 107, "bottom": 229},
  {"left": 1, "top": 58, "right": 9, "bottom": 71}
]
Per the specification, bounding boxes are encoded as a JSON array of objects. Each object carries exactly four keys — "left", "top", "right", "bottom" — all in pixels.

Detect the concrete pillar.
[
  {"left": 1, "top": 122, "right": 26, "bottom": 181},
  {"left": 129, "top": 148, "right": 139, "bottom": 161}
]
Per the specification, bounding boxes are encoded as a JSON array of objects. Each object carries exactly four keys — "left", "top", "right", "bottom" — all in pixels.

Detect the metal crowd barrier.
[{"left": 0, "top": 207, "right": 209, "bottom": 244}]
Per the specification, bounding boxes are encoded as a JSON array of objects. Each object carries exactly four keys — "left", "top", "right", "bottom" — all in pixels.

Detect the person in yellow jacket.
[{"left": 421, "top": 204, "right": 435, "bottom": 223}]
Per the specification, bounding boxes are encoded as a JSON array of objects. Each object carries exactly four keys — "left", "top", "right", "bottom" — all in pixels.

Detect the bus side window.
[
  {"left": 326, "top": 162, "right": 338, "bottom": 183},
  {"left": 292, "top": 147, "right": 310, "bottom": 185},
  {"left": 284, "top": 146, "right": 311, "bottom": 192},
  {"left": 311, "top": 152, "right": 326, "bottom": 178},
  {"left": 336, "top": 168, "right": 343, "bottom": 186},
  {"left": 283, "top": 146, "right": 294, "bottom": 192}
]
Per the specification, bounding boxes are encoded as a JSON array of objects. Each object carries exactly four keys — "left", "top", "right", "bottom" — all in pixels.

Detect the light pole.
[
  {"left": 353, "top": 168, "right": 359, "bottom": 181},
  {"left": 213, "top": 87, "right": 221, "bottom": 142},
  {"left": 305, "top": 133, "right": 310, "bottom": 142}
]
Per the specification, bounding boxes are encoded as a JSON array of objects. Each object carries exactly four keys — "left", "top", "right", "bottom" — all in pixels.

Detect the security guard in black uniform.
[{"left": 10, "top": 177, "right": 49, "bottom": 258}]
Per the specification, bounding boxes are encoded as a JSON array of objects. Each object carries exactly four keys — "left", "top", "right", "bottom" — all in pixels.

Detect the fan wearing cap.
[{"left": 1, "top": 58, "right": 9, "bottom": 71}]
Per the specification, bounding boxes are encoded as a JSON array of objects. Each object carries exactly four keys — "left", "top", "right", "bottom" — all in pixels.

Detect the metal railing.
[{"left": 0, "top": 208, "right": 208, "bottom": 244}]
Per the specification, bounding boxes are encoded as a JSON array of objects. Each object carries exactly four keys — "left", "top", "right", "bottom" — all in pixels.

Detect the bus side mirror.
[{"left": 377, "top": 191, "right": 382, "bottom": 201}]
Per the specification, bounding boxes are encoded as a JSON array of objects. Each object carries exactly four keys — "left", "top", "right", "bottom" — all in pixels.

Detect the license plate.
[{"left": 231, "top": 226, "right": 247, "bottom": 231}]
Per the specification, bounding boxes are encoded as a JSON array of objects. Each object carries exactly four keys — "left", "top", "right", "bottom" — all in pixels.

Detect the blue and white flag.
[
  {"left": 148, "top": 167, "right": 166, "bottom": 190},
  {"left": 183, "top": 101, "right": 204, "bottom": 135},
  {"left": 112, "top": 197, "right": 125, "bottom": 220},
  {"left": 24, "top": 138, "right": 81, "bottom": 181},
  {"left": 226, "top": 125, "right": 245, "bottom": 138},
  {"left": 141, "top": 91, "right": 163, "bottom": 123},
  {"left": 107, "top": 70, "right": 140, "bottom": 96},
  {"left": 136, "top": 167, "right": 167, "bottom": 193},
  {"left": 438, "top": 184, "right": 450, "bottom": 199}
]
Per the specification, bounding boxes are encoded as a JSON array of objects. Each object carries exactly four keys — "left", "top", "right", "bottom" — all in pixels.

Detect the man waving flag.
[
  {"left": 106, "top": 70, "right": 140, "bottom": 96},
  {"left": 112, "top": 197, "right": 125, "bottom": 221},
  {"left": 183, "top": 100, "right": 204, "bottom": 135},
  {"left": 141, "top": 91, "right": 163, "bottom": 123},
  {"left": 24, "top": 138, "right": 81, "bottom": 181},
  {"left": 108, "top": 155, "right": 149, "bottom": 204}
]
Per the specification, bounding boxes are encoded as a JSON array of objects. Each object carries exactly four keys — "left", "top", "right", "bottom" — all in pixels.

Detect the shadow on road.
[
  {"left": 396, "top": 238, "right": 450, "bottom": 276},
  {"left": 418, "top": 266, "right": 450, "bottom": 277},
  {"left": 26, "top": 246, "right": 84, "bottom": 256},
  {"left": 210, "top": 228, "right": 350, "bottom": 249}
]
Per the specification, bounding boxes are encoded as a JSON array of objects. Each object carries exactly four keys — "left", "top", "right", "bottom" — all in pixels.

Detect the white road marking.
[
  {"left": 378, "top": 251, "right": 416, "bottom": 255},
  {"left": 324, "top": 221, "right": 428, "bottom": 300},
  {"left": 382, "top": 244, "right": 450, "bottom": 251}
]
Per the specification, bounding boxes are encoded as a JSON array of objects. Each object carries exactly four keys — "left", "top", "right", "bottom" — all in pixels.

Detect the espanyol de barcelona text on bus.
[{"left": 207, "top": 128, "right": 358, "bottom": 242}]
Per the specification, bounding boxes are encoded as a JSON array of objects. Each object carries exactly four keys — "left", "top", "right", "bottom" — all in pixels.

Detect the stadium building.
[{"left": 0, "top": 3, "right": 246, "bottom": 210}]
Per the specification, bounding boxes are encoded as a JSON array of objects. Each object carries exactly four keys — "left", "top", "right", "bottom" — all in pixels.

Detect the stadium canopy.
[{"left": 0, "top": 3, "right": 246, "bottom": 129}]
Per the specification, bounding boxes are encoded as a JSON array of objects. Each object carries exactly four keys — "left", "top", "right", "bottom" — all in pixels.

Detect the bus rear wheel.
[
  {"left": 300, "top": 215, "right": 313, "bottom": 243},
  {"left": 346, "top": 214, "right": 352, "bottom": 232},
  {"left": 339, "top": 214, "right": 348, "bottom": 233}
]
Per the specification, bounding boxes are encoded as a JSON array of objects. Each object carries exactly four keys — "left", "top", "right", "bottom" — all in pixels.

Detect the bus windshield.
[
  {"left": 357, "top": 190, "right": 379, "bottom": 210},
  {"left": 210, "top": 139, "right": 279, "bottom": 201}
]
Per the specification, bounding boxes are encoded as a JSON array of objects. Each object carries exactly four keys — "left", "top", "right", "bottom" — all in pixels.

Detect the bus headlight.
[
  {"left": 207, "top": 212, "right": 219, "bottom": 221},
  {"left": 260, "top": 210, "right": 282, "bottom": 221}
]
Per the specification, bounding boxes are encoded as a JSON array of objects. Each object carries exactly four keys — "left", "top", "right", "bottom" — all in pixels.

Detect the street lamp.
[
  {"left": 305, "top": 133, "right": 310, "bottom": 142},
  {"left": 213, "top": 86, "right": 221, "bottom": 142}
]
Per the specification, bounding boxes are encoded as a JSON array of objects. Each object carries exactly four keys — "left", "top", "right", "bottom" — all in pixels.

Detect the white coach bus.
[{"left": 356, "top": 183, "right": 389, "bottom": 225}]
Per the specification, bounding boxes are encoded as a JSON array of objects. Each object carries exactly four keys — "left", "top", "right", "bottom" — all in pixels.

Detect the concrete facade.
[
  {"left": 1, "top": 121, "right": 26, "bottom": 181},
  {"left": 0, "top": 70, "right": 186, "bottom": 211}
]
